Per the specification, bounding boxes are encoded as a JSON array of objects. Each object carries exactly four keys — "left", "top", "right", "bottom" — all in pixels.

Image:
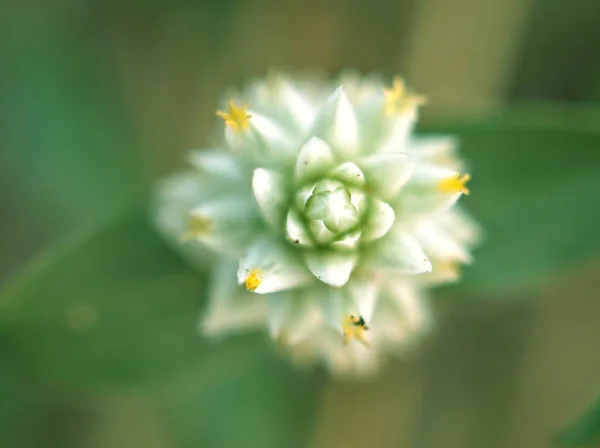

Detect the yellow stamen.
[
  {"left": 216, "top": 99, "right": 251, "bottom": 131},
  {"left": 438, "top": 259, "right": 461, "bottom": 278},
  {"left": 342, "top": 314, "right": 370, "bottom": 347},
  {"left": 383, "top": 77, "right": 428, "bottom": 116},
  {"left": 438, "top": 173, "right": 471, "bottom": 195},
  {"left": 180, "top": 214, "right": 213, "bottom": 242},
  {"left": 245, "top": 269, "right": 262, "bottom": 292}
]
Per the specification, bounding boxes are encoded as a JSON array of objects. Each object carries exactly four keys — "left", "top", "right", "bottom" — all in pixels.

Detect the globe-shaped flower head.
[{"left": 155, "top": 72, "right": 480, "bottom": 376}]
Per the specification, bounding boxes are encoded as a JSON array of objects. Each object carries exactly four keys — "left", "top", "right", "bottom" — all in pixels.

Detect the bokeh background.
[{"left": 1, "top": 0, "right": 600, "bottom": 447}]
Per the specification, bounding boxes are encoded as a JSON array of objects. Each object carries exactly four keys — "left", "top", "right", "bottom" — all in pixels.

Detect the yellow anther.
[
  {"left": 342, "top": 314, "right": 370, "bottom": 347},
  {"left": 438, "top": 259, "right": 461, "bottom": 278},
  {"left": 245, "top": 269, "right": 262, "bottom": 292},
  {"left": 216, "top": 99, "right": 251, "bottom": 131},
  {"left": 383, "top": 77, "right": 428, "bottom": 116},
  {"left": 180, "top": 214, "right": 214, "bottom": 242},
  {"left": 438, "top": 173, "right": 471, "bottom": 195}
]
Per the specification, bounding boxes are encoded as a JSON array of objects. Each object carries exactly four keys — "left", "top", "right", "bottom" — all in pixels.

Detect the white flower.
[{"left": 154, "top": 72, "right": 480, "bottom": 377}]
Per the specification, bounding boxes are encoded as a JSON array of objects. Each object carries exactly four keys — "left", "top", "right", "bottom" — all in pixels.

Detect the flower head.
[{"left": 154, "top": 71, "right": 481, "bottom": 376}]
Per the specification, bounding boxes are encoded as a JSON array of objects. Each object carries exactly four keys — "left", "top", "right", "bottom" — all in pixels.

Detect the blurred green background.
[{"left": 1, "top": 0, "right": 600, "bottom": 447}]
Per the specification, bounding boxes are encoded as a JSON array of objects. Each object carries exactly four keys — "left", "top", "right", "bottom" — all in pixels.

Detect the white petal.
[
  {"left": 280, "top": 80, "right": 319, "bottom": 130},
  {"left": 407, "top": 135, "right": 458, "bottom": 161},
  {"left": 369, "top": 231, "right": 432, "bottom": 274},
  {"left": 376, "top": 115, "right": 415, "bottom": 153},
  {"left": 188, "top": 150, "right": 244, "bottom": 180},
  {"left": 362, "top": 152, "right": 415, "bottom": 199},
  {"left": 188, "top": 197, "right": 259, "bottom": 257},
  {"left": 252, "top": 168, "right": 287, "bottom": 227},
  {"left": 250, "top": 112, "right": 293, "bottom": 150},
  {"left": 331, "top": 231, "right": 362, "bottom": 250},
  {"left": 285, "top": 209, "right": 313, "bottom": 246},
  {"left": 362, "top": 199, "right": 395, "bottom": 242},
  {"left": 414, "top": 220, "right": 472, "bottom": 263},
  {"left": 267, "top": 293, "right": 321, "bottom": 343},
  {"left": 295, "top": 137, "right": 335, "bottom": 182},
  {"left": 308, "top": 219, "right": 336, "bottom": 244},
  {"left": 331, "top": 162, "right": 365, "bottom": 186},
  {"left": 347, "top": 277, "right": 379, "bottom": 321},
  {"left": 201, "top": 260, "right": 268, "bottom": 336},
  {"left": 318, "top": 289, "right": 348, "bottom": 333},
  {"left": 330, "top": 88, "right": 359, "bottom": 153},
  {"left": 312, "top": 87, "right": 359, "bottom": 154},
  {"left": 385, "top": 280, "right": 431, "bottom": 331},
  {"left": 401, "top": 192, "right": 461, "bottom": 217},
  {"left": 238, "top": 237, "right": 312, "bottom": 294},
  {"left": 294, "top": 185, "right": 316, "bottom": 210},
  {"left": 305, "top": 251, "right": 357, "bottom": 287}
]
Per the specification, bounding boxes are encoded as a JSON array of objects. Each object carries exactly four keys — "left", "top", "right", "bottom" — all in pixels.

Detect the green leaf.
[
  {"left": 0, "top": 207, "right": 257, "bottom": 390},
  {"left": 161, "top": 356, "right": 325, "bottom": 448},
  {"left": 558, "top": 395, "right": 600, "bottom": 447},
  {"left": 425, "top": 109, "right": 600, "bottom": 294}
]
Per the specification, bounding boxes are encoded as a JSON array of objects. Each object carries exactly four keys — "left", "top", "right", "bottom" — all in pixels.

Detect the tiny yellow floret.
[
  {"left": 216, "top": 99, "right": 251, "bottom": 131},
  {"left": 342, "top": 314, "right": 370, "bottom": 347},
  {"left": 245, "top": 269, "right": 262, "bottom": 292},
  {"left": 383, "top": 77, "right": 428, "bottom": 116},
  {"left": 438, "top": 173, "right": 471, "bottom": 195},
  {"left": 180, "top": 214, "right": 214, "bottom": 242}
]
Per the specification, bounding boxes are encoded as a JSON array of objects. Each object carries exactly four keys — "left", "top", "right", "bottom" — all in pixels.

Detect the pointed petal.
[
  {"left": 201, "top": 260, "right": 268, "bottom": 336},
  {"left": 312, "top": 87, "right": 359, "bottom": 154},
  {"left": 188, "top": 150, "right": 244, "bottom": 180},
  {"left": 347, "top": 277, "right": 379, "bottom": 321},
  {"left": 362, "top": 199, "right": 395, "bottom": 242},
  {"left": 286, "top": 209, "right": 313, "bottom": 246},
  {"left": 414, "top": 220, "right": 472, "bottom": 263},
  {"left": 295, "top": 137, "right": 335, "bottom": 182},
  {"left": 369, "top": 231, "right": 432, "bottom": 274},
  {"left": 331, "top": 162, "right": 365, "bottom": 186},
  {"left": 305, "top": 251, "right": 357, "bottom": 287},
  {"left": 385, "top": 280, "right": 431, "bottom": 331},
  {"left": 252, "top": 168, "right": 287, "bottom": 227},
  {"left": 238, "top": 237, "right": 312, "bottom": 294},
  {"left": 376, "top": 115, "right": 415, "bottom": 153},
  {"left": 250, "top": 112, "right": 293, "bottom": 151},
  {"left": 280, "top": 80, "right": 319, "bottom": 130},
  {"left": 362, "top": 152, "right": 415, "bottom": 199},
  {"left": 331, "top": 231, "right": 362, "bottom": 250},
  {"left": 186, "top": 197, "right": 259, "bottom": 257},
  {"left": 267, "top": 293, "right": 321, "bottom": 343}
]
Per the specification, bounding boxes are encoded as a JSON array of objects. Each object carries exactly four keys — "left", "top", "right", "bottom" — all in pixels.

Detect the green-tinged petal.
[
  {"left": 311, "top": 87, "right": 359, "bottom": 155},
  {"left": 362, "top": 152, "right": 415, "bottom": 199},
  {"left": 295, "top": 137, "right": 335, "bottom": 182},
  {"left": 330, "top": 162, "right": 365, "bottom": 187},
  {"left": 362, "top": 198, "right": 395, "bottom": 242},
  {"left": 369, "top": 231, "right": 432, "bottom": 274},
  {"left": 238, "top": 237, "right": 312, "bottom": 294},
  {"left": 252, "top": 168, "right": 287, "bottom": 228},
  {"left": 202, "top": 260, "right": 268, "bottom": 336},
  {"left": 285, "top": 209, "right": 313, "bottom": 246},
  {"left": 185, "top": 197, "right": 260, "bottom": 258},
  {"left": 187, "top": 150, "right": 246, "bottom": 180},
  {"left": 305, "top": 251, "right": 357, "bottom": 287}
]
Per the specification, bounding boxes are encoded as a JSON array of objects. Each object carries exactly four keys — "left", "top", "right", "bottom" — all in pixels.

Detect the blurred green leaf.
[
  {"left": 426, "top": 110, "right": 600, "bottom": 294},
  {"left": 161, "top": 356, "right": 325, "bottom": 448},
  {"left": 0, "top": 207, "right": 232, "bottom": 390},
  {"left": 558, "top": 395, "right": 600, "bottom": 447}
]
